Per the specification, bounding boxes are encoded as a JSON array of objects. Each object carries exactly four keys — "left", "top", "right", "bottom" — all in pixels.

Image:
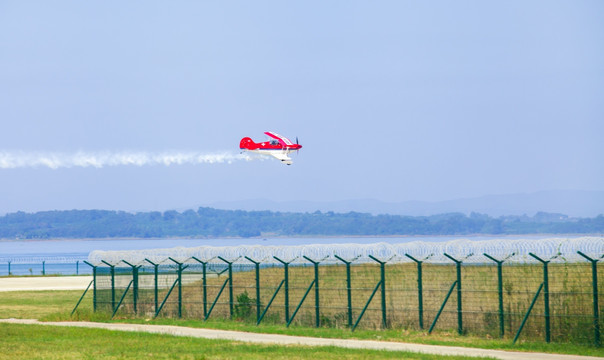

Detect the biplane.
[{"left": 239, "top": 131, "right": 302, "bottom": 165}]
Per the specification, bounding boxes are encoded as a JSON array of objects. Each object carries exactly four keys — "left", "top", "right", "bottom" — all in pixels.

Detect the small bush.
[{"left": 234, "top": 291, "right": 254, "bottom": 321}]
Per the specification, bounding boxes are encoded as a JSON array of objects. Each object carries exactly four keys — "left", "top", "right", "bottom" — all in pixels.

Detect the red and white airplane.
[{"left": 239, "top": 131, "right": 302, "bottom": 165}]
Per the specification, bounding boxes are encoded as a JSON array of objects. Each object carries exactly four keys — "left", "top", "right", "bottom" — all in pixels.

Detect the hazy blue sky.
[{"left": 0, "top": 1, "right": 602, "bottom": 213}]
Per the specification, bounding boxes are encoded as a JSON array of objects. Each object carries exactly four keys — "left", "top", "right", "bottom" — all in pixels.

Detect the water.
[{"left": 0, "top": 235, "right": 584, "bottom": 275}]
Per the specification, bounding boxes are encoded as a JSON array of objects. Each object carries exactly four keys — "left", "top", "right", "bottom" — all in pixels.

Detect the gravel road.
[{"left": 0, "top": 276, "right": 93, "bottom": 291}]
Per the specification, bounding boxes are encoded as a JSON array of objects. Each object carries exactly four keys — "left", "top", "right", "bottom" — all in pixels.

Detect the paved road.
[
  {"left": 0, "top": 276, "right": 93, "bottom": 291},
  {"left": 1, "top": 319, "right": 600, "bottom": 360}
]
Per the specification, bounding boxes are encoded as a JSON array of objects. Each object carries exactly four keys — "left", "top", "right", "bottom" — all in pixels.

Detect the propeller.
[{"left": 296, "top": 136, "right": 300, "bottom": 154}]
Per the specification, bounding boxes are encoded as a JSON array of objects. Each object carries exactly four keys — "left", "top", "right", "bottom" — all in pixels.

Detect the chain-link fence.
[
  {"left": 80, "top": 246, "right": 604, "bottom": 346},
  {"left": 1, "top": 256, "right": 88, "bottom": 276}
]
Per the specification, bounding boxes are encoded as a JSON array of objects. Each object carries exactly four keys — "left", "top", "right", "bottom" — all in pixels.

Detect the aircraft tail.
[{"left": 239, "top": 137, "right": 257, "bottom": 150}]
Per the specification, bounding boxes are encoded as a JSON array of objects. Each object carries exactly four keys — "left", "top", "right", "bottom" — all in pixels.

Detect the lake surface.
[{"left": 0, "top": 235, "right": 572, "bottom": 275}]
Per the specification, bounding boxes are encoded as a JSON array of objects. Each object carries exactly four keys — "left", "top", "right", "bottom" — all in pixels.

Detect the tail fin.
[{"left": 239, "top": 137, "right": 257, "bottom": 150}]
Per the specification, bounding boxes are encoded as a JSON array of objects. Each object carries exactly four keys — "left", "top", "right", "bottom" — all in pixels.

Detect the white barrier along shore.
[{"left": 0, "top": 276, "right": 93, "bottom": 292}]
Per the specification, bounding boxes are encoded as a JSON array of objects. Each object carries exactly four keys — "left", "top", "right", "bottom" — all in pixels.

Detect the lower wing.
[{"left": 269, "top": 151, "right": 293, "bottom": 165}]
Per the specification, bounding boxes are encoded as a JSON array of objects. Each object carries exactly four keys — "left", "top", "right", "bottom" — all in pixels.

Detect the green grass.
[
  {"left": 58, "top": 314, "right": 604, "bottom": 357},
  {"left": 0, "top": 290, "right": 601, "bottom": 357},
  {"left": 0, "top": 290, "right": 89, "bottom": 319},
  {"left": 0, "top": 322, "right": 487, "bottom": 360}
]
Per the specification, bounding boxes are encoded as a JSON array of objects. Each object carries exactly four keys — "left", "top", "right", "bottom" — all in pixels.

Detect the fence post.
[
  {"left": 529, "top": 252, "right": 553, "bottom": 343},
  {"left": 192, "top": 257, "right": 211, "bottom": 318},
  {"left": 244, "top": 257, "right": 261, "bottom": 323},
  {"left": 303, "top": 256, "right": 327, "bottom": 328},
  {"left": 405, "top": 254, "right": 425, "bottom": 329},
  {"left": 122, "top": 260, "right": 139, "bottom": 314},
  {"left": 101, "top": 260, "right": 116, "bottom": 312},
  {"left": 132, "top": 264, "right": 139, "bottom": 314},
  {"left": 76, "top": 260, "right": 79, "bottom": 275},
  {"left": 274, "top": 256, "right": 296, "bottom": 324},
  {"left": 168, "top": 257, "right": 183, "bottom": 318},
  {"left": 577, "top": 251, "right": 602, "bottom": 347},
  {"left": 84, "top": 261, "right": 97, "bottom": 312},
  {"left": 42, "top": 261, "right": 45, "bottom": 276},
  {"left": 144, "top": 259, "right": 159, "bottom": 313},
  {"left": 334, "top": 255, "right": 360, "bottom": 328},
  {"left": 483, "top": 253, "right": 513, "bottom": 338},
  {"left": 218, "top": 256, "right": 236, "bottom": 318},
  {"left": 314, "top": 259, "right": 320, "bottom": 327},
  {"left": 444, "top": 253, "right": 463, "bottom": 335},
  {"left": 8, "top": 261, "right": 11, "bottom": 276},
  {"left": 368, "top": 255, "right": 388, "bottom": 328}
]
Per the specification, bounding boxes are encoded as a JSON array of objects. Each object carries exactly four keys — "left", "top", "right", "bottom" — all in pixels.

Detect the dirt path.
[
  {"left": 0, "top": 274, "right": 204, "bottom": 292},
  {"left": 0, "top": 276, "right": 93, "bottom": 291},
  {"left": 1, "top": 319, "right": 600, "bottom": 360}
]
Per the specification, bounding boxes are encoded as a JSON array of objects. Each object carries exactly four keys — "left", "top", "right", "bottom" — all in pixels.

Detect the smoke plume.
[{"left": 0, "top": 151, "right": 254, "bottom": 169}]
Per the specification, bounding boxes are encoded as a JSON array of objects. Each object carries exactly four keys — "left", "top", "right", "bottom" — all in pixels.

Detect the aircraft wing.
[
  {"left": 268, "top": 151, "right": 293, "bottom": 165},
  {"left": 269, "top": 151, "right": 291, "bottom": 161},
  {"left": 264, "top": 131, "right": 294, "bottom": 146}
]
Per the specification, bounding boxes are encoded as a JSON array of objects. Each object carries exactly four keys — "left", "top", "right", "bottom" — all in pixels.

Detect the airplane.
[{"left": 239, "top": 131, "right": 302, "bottom": 165}]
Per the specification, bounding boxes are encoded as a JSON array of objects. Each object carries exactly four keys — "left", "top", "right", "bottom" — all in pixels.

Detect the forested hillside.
[{"left": 0, "top": 207, "right": 602, "bottom": 239}]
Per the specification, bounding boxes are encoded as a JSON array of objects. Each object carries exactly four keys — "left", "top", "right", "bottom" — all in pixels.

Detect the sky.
[{"left": 0, "top": 1, "right": 602, "bottom": 214}]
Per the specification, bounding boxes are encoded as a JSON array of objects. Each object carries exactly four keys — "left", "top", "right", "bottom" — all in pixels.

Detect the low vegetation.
[{"left": 0, "top": 290, "right": 84, "bottom": 319}]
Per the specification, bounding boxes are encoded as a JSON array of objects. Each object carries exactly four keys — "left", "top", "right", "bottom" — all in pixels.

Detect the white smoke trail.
[{"left": 0, "top": 151, "right": 256, "bottom": 169}]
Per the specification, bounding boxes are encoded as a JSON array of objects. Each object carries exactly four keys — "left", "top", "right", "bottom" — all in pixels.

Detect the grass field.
[
  {"left": 1, "top": 289, "right": 603, "bottom": 358},
  {"left": 0, "top": 290, "right": 84, "bottom": 319},
  {"left": 0, "top": 322, "right": 488, "bottom": 360},
  {"left": 0, "top": 291, "right": 489, "bottom": 360}
]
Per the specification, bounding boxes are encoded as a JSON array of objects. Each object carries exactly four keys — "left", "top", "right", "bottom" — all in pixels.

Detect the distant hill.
[
  {"left": 207, "top": 190, "right": 604, "bottom": 218},
  {"left": 0, "top": 207, "right": 602, "bottom": 239}
]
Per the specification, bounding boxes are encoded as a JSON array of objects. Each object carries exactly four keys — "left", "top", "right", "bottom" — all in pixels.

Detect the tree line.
[{"left": 0, "top": 207, "right": 602, "bottom": 239}]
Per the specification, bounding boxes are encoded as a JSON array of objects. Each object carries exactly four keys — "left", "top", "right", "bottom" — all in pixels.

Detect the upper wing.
[{"left": 264, "top": 131, "right": 294, "bottom": 147}]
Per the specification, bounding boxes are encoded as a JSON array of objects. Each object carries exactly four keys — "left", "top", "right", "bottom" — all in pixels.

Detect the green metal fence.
[{"left": 75, "top": 251, "right": 604, "bottom": 346}]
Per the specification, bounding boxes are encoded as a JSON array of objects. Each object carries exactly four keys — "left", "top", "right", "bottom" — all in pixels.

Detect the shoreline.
[{"left": 2, "top": 233, "right": 603, "bottom": 243}]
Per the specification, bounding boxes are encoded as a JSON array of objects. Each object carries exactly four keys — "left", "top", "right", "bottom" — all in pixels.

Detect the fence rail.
[{"left": 1, "top": 259, "right": 89, "bottom": 276}]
